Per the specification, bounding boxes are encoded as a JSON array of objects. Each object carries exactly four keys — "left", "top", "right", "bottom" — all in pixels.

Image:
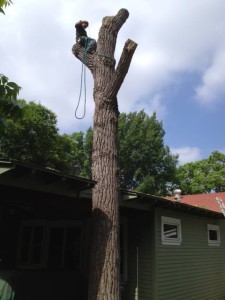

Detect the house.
[{"left": 1, "top": 159, "right": 225, "bottom": 300}]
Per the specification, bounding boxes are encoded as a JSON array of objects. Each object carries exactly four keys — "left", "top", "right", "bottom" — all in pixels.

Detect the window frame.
[
  {"left": 161, "top": 216, "right": 182, "bottom": 245},
  {"left": 207, "top": 224, "right": 220, "bottom": 246},
  {"left": 44, "top": 220, "right": 83, "bottom": 270},
  {"left": 17, "top": 220, "right": 83, "bottom": 270},
  {"left": 17, "top": 220, "right": 46, "bottom": 269}
]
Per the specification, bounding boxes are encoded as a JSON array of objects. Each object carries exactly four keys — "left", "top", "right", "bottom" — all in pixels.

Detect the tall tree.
[
  {"left": 73, "top": 9, "right": 137, "bottom": 300},
  {"left": 118, "top": 110, "right": 178, "bottom": 195},
  {"left": 176, "top": 151, "right": 225, "bottom": 194}
]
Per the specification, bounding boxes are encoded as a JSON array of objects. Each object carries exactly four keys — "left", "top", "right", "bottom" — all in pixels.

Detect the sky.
[{"left": 1, "top": 0, "right": 225, "bottom": 165}]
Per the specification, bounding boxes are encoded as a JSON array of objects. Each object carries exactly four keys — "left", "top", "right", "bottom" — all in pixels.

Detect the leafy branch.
[
  {"left": 0, "top": 0, "right": 13, "bottom": 15},
  {"left": 0, "top": 74, "right": 22, "bottom": 132}
]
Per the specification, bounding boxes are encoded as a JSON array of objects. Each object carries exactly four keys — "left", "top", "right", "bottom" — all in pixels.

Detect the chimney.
[{"left": 173, "top": 189, "right": 181, "bottom": 201}]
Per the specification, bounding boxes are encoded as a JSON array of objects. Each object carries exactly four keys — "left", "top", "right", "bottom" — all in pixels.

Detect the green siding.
[{"left": 154, "top": 207, "right": 225, "bottom": 300}]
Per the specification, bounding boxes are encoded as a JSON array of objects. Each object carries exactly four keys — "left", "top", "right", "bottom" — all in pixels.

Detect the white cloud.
[
  {"left": 130, "top": 94, "right": 167, "bottom": 120},
  {"left": 171, "top": 147, "right": 202, "bottom": 165},
  {"left": 195, "top": 50, "right": 225, "bottom": 104}
]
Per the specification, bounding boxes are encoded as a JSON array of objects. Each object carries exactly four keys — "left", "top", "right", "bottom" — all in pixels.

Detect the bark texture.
[{"left": 72, "top": 8, "right": 137, "bottom": 300}]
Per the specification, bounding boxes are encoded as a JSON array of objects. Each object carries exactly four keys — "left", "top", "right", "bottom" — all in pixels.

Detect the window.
[
  {"left": 18, "top": 221, "right": 45, "bottom": 268},
  {"left": 46, "top": 222, "right": 82, "bottom": 270},
  {"left": 17, "top": 220, "right": 82, "bottom": 270},
  {"left": 161, "top": 216, "right": 182, "bottom": 245},
  {"left": 207, "top": 224, "right": 220, "bottom": 246}
]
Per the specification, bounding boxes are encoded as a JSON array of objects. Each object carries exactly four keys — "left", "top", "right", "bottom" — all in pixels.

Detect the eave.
[
  {"left": 0, "top": 158, "right": 96, "bottom": 199},
  {"left": 121, "top": 189, "right": 223, "bottom": 219}
]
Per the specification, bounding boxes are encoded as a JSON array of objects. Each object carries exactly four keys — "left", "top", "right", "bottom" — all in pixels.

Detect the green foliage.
[
  {"left": 0, "top": 75, "right": 20, "bottom": 97},
  {"left": 118, "top": 110, "right": 178, "bottom": 195},
  {"left": 0, "top": 0, "right": 12, "bottom": 14},
  {"left": 176, "top": 151, "right": 225, "bottom": 194},
  {"left": 79, "top": 127, "right": 93, "bottom": 178},
  {"left": 0, "top": 100, "right": 58, "bottom": 165},
  {"left": 0, "top": 75, "right": 22, "bottom": 133},
  {"left": 0, "top": 100, "right": 88, "bottom": 176},
  {"left": 53, "top": 132, "right": 86, "bottom": 176}
]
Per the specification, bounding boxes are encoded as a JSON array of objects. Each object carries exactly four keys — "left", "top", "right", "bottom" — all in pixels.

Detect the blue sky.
[{"left": 0, "top": 0, "right": 225, "bottom": 165}]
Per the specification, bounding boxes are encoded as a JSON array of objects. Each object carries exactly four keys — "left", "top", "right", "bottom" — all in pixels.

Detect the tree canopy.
[
  {"left": 118, "top": 110, "right": 178, "bottom": 195},
  {"left": 0, "top": 100, "right": 85, "bottom": 174},
  {"left": 1, "top": 100, "right": 57, "bottom": 163},
  {"left": 175, "top": 151, "right": 225, "bottom": 194}
]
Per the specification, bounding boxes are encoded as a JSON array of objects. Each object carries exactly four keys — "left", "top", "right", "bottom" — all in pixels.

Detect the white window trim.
[
  {"left": 207, "top": 224, "right": 220, "bottom": 246},
  {"left": 161, "top": 216, "right": 182, "bottom": 245}
]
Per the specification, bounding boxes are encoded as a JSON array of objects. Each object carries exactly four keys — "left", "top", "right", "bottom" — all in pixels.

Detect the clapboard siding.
[{"left": 154, "top": 207, "right": 225, "bottom": 300}]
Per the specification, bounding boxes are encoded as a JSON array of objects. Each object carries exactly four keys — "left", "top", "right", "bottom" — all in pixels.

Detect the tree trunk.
[{"left": 72, "top": 8, "right": 137, "bottom": 300}]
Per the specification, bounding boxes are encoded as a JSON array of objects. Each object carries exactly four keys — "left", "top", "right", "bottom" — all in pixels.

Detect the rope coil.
[{"left": 75, "top": 38, "right": 88, "bottom": 119}]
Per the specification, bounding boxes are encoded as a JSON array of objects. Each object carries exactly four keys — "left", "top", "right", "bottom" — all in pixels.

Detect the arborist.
[{"left": 75, "top": 20, "right": 96, "bottom": 53}]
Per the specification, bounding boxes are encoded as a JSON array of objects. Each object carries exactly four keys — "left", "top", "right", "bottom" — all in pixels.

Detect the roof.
[
  {"left": 1, "top": 159, "right": 224, "bottom": 218},
  {"left": 165, "top": 192, "right": 225, "bottom": 214},
  {"left": 122, "top": 189, "right": 224, "bottom": 218},
  {"left": 0, "top": 158, "right": 96, "bottom": 198}
]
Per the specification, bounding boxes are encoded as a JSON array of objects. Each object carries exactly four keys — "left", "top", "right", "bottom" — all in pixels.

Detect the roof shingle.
[{"left": 166, "top": 192, "right": 225, "bottom": 213}]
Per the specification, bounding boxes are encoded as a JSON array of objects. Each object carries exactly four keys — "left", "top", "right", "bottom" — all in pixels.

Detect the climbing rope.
[
  {"left": 75, "top": 38, "right": 88, "bottom": 119},
  {"left": 74, "top": 38, "right": 114, "bottom": 119}
]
